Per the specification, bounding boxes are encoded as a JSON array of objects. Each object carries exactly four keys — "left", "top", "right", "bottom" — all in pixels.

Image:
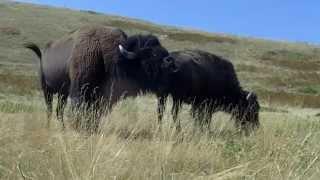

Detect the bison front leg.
[
  {"left": 202, "top": 104, "right": 215, "bottom": 132},
  {"left": 197, "top": 107, "right": 207, "bottom": 132},
  {"left": 171, "top": 99, "right": 182, "bottom": 132},
  {"left": 191, "top": 104, "right": 206, "bottom": 132},
  {"left": 157, "top": 95, "right": 167, "bottom": 132},
  {"left": 69, "top": 81, "right": 83, "bottom": 131},
  {"left": 157, "top": 95, "right": 167, "bottom": 124},
  {"left": 43, "top": 90, "right": 53, "bottom": 128}
]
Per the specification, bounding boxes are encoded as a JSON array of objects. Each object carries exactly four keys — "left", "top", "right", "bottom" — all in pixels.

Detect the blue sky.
[{"left": 17, "top": 0, "right": 320, "bottom": 44}]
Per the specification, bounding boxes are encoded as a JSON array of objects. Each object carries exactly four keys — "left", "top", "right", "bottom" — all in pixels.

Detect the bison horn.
[
  {"left": 119, "top": 45, "right": 136, "bottom": 60},
  {"left": 246, "top": 92, "right": 253, "bottom": 100}
]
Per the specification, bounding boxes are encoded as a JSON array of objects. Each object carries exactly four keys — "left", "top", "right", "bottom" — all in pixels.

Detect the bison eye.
[{"left": 164, "top": 57, "right": 173, "bottom": 63}]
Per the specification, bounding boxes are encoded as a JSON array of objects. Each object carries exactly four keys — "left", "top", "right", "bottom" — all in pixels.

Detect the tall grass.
[
  {"left": 1, "top": 1, "right": 320, "bottom": 179},
  {"left": 0, "top": 96, "right": 320, "bottom": 180}
]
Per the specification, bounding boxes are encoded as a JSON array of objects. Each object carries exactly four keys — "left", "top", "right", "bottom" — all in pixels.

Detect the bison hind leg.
[
  {"left": 56, "top": 93, "right": 68, "bottom": 129},
  {"left": 43, "top": 90, "right": 53, "bottom": 128}
]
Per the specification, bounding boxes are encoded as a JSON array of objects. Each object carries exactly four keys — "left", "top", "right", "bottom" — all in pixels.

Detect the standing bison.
[
  {"left": 25, "top": 25, "right": 169, "bottom": 132},
  {"left": 157, "top": 50, "right": 260, "bottom": 133},
  {"left": 24, "top": 26, "right": 123, "bottom": 128},
  {"left": 68, "top": 26, "right": 169, "bottom": 132}
]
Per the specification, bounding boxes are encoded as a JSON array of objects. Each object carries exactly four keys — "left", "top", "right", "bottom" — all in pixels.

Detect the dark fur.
[
  {"left": 25, "top": 25, "right": 169, "bottom": 132},
  {"left": 157, "top": 50, "right": 260, "bottom": 132},
  {"left": 67, "top": 28, "right": 169, "bottom": 133}
]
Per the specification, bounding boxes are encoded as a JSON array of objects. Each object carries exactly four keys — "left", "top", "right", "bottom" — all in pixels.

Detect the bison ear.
[
  {"left": 171, "top": 64, "right": 179, "bottom": 73},
  {"left": 163, "top": 56, "right": 179, "bottom": 73},
  {"left": 246, "top": 92, "right": 258, "bottom": 102},
  {"left": 119, "top": 45, "right": 137, "bottom": 60},
  {"left": 164, "top": 56, "right": 179, "bottom": 73},
  {"left": 246, "top": 92, "right": 253, "bottom": 100},
  {"left": 167, "top": 62, "right": 179, "bottom": 73}
]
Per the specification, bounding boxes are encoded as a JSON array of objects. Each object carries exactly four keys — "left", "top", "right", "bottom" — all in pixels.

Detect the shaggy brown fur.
[
  {"left": 68, "top": 26, "right": 169, "bottom": 133},
  {"left": 69, "top": 25, "right": 127, "bottom": 103},
  {"left": 27, "top": 25, "right": 169, "bottom": 133},
  {"left": 25, "top": 25, "right": 127, "bottom": 130},
  {"left": 67, "top": 25, "right": 128, "bottom": 132}
]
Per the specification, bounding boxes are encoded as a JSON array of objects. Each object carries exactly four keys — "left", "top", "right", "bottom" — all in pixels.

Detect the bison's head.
[
  {"left": 156, "top": 55, "right": 179, "bottom": 92},
  {"left": 238, "top": 91, "right": 260, "bottom": 132},
  {"left": 118, "top": 34, "right": 169, "bottom": 90}
]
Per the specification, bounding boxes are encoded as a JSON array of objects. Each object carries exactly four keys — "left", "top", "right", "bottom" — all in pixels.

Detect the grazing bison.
[
  {"left": 25, "top": 25, "right": 169, "bottom": 132},
  {"left": 157, "top": 50, "right": 260, "bottom": 133}
]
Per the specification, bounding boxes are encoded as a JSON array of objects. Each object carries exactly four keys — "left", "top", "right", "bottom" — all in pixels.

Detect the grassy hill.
[
  {"left": 2, "top": 1, "right": 320, "bottom": 107},
  {"left": 1, "top": 1, "right": 320, "bottom": 179}
]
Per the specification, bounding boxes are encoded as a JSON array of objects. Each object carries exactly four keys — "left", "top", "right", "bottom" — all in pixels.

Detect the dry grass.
[
  {"left": 1, "top": 1, "right": 320, "bottom": 179},
  {"left": 257, "top": 90, "right": 320, "bottom": 108},
  {"left": 166, "top": 32, "right": 238, "bottom": 44},
  {"left": 0, "top": 72, "right": 38, "bottom": 95},
  {"left": 0, "top": 26, "right": 21, "bottom": 36},
  {"left": 1, "top": 97, "right": 320, "bottom": 180}
]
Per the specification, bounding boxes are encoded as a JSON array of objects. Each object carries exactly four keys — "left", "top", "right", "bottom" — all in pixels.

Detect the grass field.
[{"left": 1, "top": 1, "right": 320, "bottom": 179}]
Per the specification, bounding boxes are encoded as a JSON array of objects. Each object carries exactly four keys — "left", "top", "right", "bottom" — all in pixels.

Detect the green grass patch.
[
  {"left": 258, "top": 89, "right": 320, "bottom": 108},
  {"left": 107, "top": 19, "right": 165, "bottom": 34},
  {"left": 0, "top": 26, "right": 21, "bottom": 36},
  {"left": 0, "top": 100, "right": 37, "bottom": 113},
  {"left": 298, "top": 85, "right": 320, "bottom": 95},
  {"left": 261, "top": 49, "right": 312, "bottom": 61},
  {"left": 167, "top": 31, "right": 238, "bottom": 44},
  {"left": 0, "top": 73, "right": 38, "bottom": 95}
]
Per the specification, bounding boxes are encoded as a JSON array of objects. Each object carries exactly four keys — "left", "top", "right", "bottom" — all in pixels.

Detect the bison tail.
[
  {"left": 24, "top": 42, "right": 47, "bottom": 90},
  {"left": 23, "top": 42, "right": 42, "bottom": 60}
]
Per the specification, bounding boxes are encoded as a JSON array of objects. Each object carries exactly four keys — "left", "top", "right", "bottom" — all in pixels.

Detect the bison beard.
[{"left": 157, "top": 50, "right": 260, "bottom": 133}]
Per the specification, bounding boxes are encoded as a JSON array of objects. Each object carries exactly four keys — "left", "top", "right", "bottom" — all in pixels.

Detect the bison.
[
  {"left": 157, "top": 50, "right": 260, "bottom": 133},
  {"left": 68, "top": 26, "right": 169, "bottom": 132},
  {"left": 24, "top": 25, "right": 125, "bottom": 128},
  {"left": 25, "top": 25, "right": 169, "bottom": 132}
]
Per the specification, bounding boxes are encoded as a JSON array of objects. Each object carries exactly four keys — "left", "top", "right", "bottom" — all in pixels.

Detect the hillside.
[
  {"left": 2, "top": 1, "right": 320, "bottom": 108},
  {"left": 1, "top": 1, "right": 320, "bottom": 179}
]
